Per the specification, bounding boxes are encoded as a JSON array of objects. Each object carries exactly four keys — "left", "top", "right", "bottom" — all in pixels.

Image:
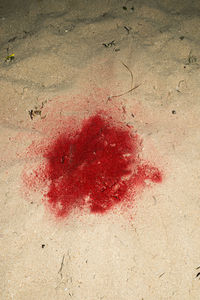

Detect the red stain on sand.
[{"left": 23, "top": 110, "right": 162, "bottom": 218}]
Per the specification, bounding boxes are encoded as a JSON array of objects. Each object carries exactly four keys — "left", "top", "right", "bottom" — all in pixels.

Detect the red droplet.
[{"left": 23, "top": 112, "right": 162, "bottom": 218}]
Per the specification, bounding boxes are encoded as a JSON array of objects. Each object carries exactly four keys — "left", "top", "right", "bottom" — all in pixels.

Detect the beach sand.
[{"left": 0, "top": 1, "right": 200, "bottom": 299}]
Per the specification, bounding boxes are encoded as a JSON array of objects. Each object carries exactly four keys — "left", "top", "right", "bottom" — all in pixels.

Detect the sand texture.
[{"left": 0, "top": 1, "right": 200, "bottom": 299}]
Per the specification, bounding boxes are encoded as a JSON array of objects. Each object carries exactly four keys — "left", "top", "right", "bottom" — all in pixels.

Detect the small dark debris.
[
  {"left": 179, "top": 36, "right": 184, "bottom": 40},
  {"left": 28, "top": 109, "right": 41, "bottom": 120},
  {"left": 196, "top": 272, "right": 200, "bottom": 279},
  {"left": 23, "top": 30, "right": 32, "bottom": 35},
  {"left": 7, "top": 30, "right": 33, "bottom": 44},
  {"left": 184, "top": 65, "right": 186, "bottom": 68},
  {"left": 124, "top": 26, "right": 131, "bottom": 34},
  {"left": 131, "top": 113, "right": 135, "bottom": 118},
  {"left": 34, "top": 110, "right": 41, "bottom": 116},
  {"left": 172, "top": 110, "right": 176, "bottom": 114},
  {"left": 22, "top": 30, "right": 33, "bottom": 38},
  {"left": 28, "top": 101, "right": 47, "bottom": 120},
  {"left": 114, "top": 48, "right": 120, "bottom": 52},
  {"left": 102, "top": 40, "right": 115, "bottom": 48},
  {"left": 8, "top": 36, "right": 17, "bottom": 43},
  {"left": 28, "top": 110, "right": 33, "bottom": 120},
  {"left": 122, "top": 5, "right": 134, "bottom": 11},
  {"left": 42, "top": 244, "right": 45, "bottom": 248},
  {"left": 159, "top": 272, "right": 165, "bottom": 278}
]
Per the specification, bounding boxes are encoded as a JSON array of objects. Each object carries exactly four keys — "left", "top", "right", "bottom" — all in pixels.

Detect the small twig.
[
  {"left": 159, "top": 272, "right": 165, "bottom": 278},
  {"left": 102, "top": 40, "right": 115, "bottom": 48},
  {"left": 58, "top": 255, "right": 65, "bottom": 279},
  {"left": 196, "top": 267, "right": 200, "bottom": 279},
  {"left": 196, "top": 272, "right": 200, "bottom": 279},
  {"left": 124, "top": 26, "right": 131, "bottom": 34},
  {"left": 107, "top": 62, "right": 140, "bottom": 102},
  {"left": 107, "top": 84, "right": 141, "bottom": 102},
  {"left": 121, "top": 61, "right": 133, "bottom": 89}
]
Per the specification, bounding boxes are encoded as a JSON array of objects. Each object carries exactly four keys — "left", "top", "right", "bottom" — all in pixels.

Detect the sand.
[{"left": 0, "top": 0, "right": 200, "bottom": 299}]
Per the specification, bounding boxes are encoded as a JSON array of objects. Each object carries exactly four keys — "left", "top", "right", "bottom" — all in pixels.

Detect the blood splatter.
[{"left": 23, "top": 111, "right": 162, "bottom": 218}]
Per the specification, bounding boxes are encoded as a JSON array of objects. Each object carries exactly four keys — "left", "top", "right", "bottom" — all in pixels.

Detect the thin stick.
[
  {"left": 107, "top": 84, "right": 141, "bottom": 102},
  {"left": 107, "top": 62, "right": 141, "bottom": 101},
  {"left": 58, "top": 255, "right": 65, "bottom": 279},
  {"left": 121, "top": 61, "right": 133, "bottom": 89}
]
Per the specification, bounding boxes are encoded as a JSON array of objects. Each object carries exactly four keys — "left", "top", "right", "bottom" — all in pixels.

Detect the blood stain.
[{"left": 23, "top": 112, "right": 162, "bottom": 218}]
